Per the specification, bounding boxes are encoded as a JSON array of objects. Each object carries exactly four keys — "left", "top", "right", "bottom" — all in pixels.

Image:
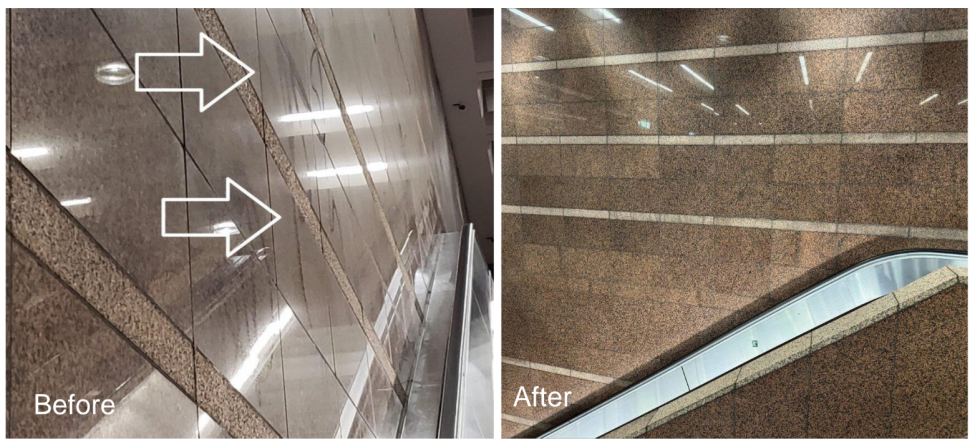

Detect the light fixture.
[
  {"left": 680, "top": 64, "right": 714, "bottom": 91},
  {"left": 11, "top": 147, "right": 49, "bottom": 158},
  {"left": 628, "top": 70, "right": 673, "bottom": 92},
  {"left": 958, "top": 98, "right": 968, "bottom": 105},
  {"left": 61, "top": 197, "right": 92, "bottom": 207},
  {"left": 919, "top": 94, "right": 939, "bottom": 106},
  {"left": 510, "top": 9, "right": 554, "bottom": 31},
  {"left": 717, "top": 35, "right": 731, "bottom": 43},
  {"left": 278, "top": 105, "right": 374, "bottom": 122},
  {"left": 95, "top": 62, "right": 134, "bottom": 86},
  {"left": 598, "top": 9, "right": 621, "bottom": 23},
  {"left": 734, "top": 104, "right": 750, "bottom": 116},
  {"left": 307, "top": 161, "right": 388, "bottom": 178},
  {"left": 798, "top": 56, "right": 809, "bottom": 86},
  {"left": 854, "top": 52, "right": 873, "bottom": 83}
]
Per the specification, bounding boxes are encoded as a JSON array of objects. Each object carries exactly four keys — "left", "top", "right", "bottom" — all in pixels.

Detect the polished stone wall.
[
  {"left": 7, "top": 8, "right": 464, "bottom": 438},
  {"left": 642, "top": 280, "right": 967, "bottom": 438},
  {"left": 500, "top": 8, "right": 967, "bottom": 437}
]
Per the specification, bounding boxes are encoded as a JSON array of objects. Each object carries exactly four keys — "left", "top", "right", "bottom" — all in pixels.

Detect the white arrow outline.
[
  {"left": 161, "top": 178, "right": 281, "bottom": 257},
  {"left": 135, "top": 32, "right": 255, "bottom": 112}
]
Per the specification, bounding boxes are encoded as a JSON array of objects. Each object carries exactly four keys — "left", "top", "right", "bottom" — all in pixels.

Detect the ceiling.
[{"left": 421, "top": 8, "right": 495, "bottom": 269}]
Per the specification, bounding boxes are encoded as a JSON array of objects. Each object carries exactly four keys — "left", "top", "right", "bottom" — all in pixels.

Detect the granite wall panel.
[{"left": 502, "top": 8, "right": 967, "bottom": 436}]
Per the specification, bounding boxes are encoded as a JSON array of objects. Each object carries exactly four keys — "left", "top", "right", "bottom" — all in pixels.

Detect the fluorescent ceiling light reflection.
[
  {"left": 230, "top": 308, "right": 294, "bottom": 389},
  {"left": 680, "top": 64, "right": 714, "bottom": 91},
  {"left": 307, "top": 161, "right": 388, "bottom": 178},
  {"left": 700, "top": 103, "right": 719, "bottom": 116},
  {"left": 855, "top": 52, "right": 873, "bottom": 83},
  {"left": 799, "top": 56, "right": 809, "bottom": 86},
  {"left": 919, "top": 94, "right": 939, "bottom": 106},
  {"left": 598, "top": 9, "right": 621, "bottom": 23},
  {"left": 958, "top": 98, "right": 968, "bottom": 105},
  {"left": 628, "top": 70, "right": 673, "bottom": 92},
  {"left": 510, "top": 9, "right": 554, "bottom": 31},
  {"left": 212, "top": 221, "right": 239, "bottom": 236},
  {"left": 278, "top": 105, "right": 374, "bottom": 122},
  {"left": 61, "top": 197, "right": 92, "bottom": 207},
  {"left": 11, "top": 147, "right": 50, "bottom": 158},
  {"left": 734, "top": 104, "right": 751, "bottom": 116}
]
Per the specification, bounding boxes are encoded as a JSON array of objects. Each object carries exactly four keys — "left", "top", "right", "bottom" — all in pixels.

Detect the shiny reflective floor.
[{"left": 7, "top": 8, "right": 466, "bottom": 438}]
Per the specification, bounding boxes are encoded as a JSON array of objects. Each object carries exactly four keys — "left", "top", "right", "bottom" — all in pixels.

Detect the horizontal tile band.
[
  {"left": 501, "top": 205, "right": 967, "bottom": 242},
  {"left": 502, "top": 413, "right": 547, "bottom": 428},
  {"left": 502, "top": 28, "right": 968, "bottom": 71},
  {"left": 501, "top": 132, "right": 967, "bottom": 145},
  {"left": 502, "top": 356, "right": 628, "bottom": 386}
]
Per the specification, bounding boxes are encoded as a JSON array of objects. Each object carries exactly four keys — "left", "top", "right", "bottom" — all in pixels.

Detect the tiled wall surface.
[
  {"left": 500, "top": 8, "right": 967, "bottom": 437},
  {"left": 7, "top": 8, "right": 464, "bottom": 438},
  {"left": 643, "top": 281, "right": 968, "bottom": 438}
]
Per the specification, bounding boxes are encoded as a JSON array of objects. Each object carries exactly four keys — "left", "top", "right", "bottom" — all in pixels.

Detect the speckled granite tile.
[
  {"left": 846, "top": 44, "right": 922, "bottom": 91},
  {"left": 774, "top": 183, "right": 838, "bottom": 222},
  {"left": 713, "top": 54, "right": 778, "bottom": 97},
  {"left": 924, "top": 8, "right": 968, "bottom": 30},
  {"left": 195, "top": 351, "right": 281, "bottom": 438},
  {"left": 655, "top": 9, "right": 718, "bottom": 51},
  {"left": 711, "top": 9, "right": 779, "bottom": 47},
  {"left": 656, "top": 58, "right": 715, "bottom": 97},
  {"left": 658, "top": 98, "right": 716, "bottom": 135},
  {"left": 846, "top": 8, "right": 925, "bottom": 36},
  {"left": 891, "top": 283, "right": 967, "bottom": 437},
  {"left": 714, "top": 145, "right": 773, "bottom": 183},
  {"left": 518, "top": 144, "right": 561, "bottom": 176},
  {"left": 843, "top": 90, "right": 920, "bottom": 133},
  {"left": 7, "top": 157, "right": 196, "bottom": 396},
  {"left": 770, "top": 230, "right": 839, "bottom": 268},
  {"left": 712, "top": 182, "right": 773, "bottom": 219},
  {"left": 918, "top": 87, "right": 968, "bottom": 132},
  {"left": 7, "top": 239, "right": 200, "bottom": 438},
  {"left": 602, "top": 10, "right": 656, "bottom": 56},
  {"left": 502, "top": 420, "right": 530, "bottom": 438},
  {"left": 10, "top": 8, "right": 194, "bottom": 334},
  {"left": 838, "top": 184, "right": 914, "bottom": 225},
  {"left": 514, "top": 103, "right": 562, "bottom": 136},
  {"left": 561, "top": 144, "right": 608, "bottom": 177},
  {"left": 606, "top": 62, "right": 661, "bottom": 101},
  {"left": 559, "top": 102, "right": 607, "bottom": 135},
  {"left": 776, "top": 50, "right": 848, "bottom": 93},
  {"left": 912, "top": 184, "right": 967, "bottom": 229},
  {"left": 608, "top": 145, "right": 660, "bottom": 179},
  {"left": 558, "top": 19, "right": 604, "bottom": 60},
  {"left": 773, "top": 145, "right": 841, "bottom": 184},
  {"left": 504, "top": 26, "right": 559, "bottom": 64},
  {"left": 607, "top": 99, "right": 659, "bottom": 135},
  {"left": 559, "top": 66, "right": 607, "bottom": 102},
  {"left": 915, "top": 144, "right": 967, "bottom": 186},
  {"left": 713, "top": 95, "right": 780, "bottom": 134},
  {"left": 922, "top": 41, "right": 967, "bottom": 89},
  {"left": 778, "top": 8, "right": 850, "bottom": 42},
  {"left": 841, "top": 144, "right": 919, "bottom": 185},
  {"left": 806, "top": 314, "right": 896, "bottom": 437},
  {"left": 505, "top": 70, "right": 562, "bottom": 104},
  {"left": 776, "top": 93, "right": 845, "bottom": 133}
]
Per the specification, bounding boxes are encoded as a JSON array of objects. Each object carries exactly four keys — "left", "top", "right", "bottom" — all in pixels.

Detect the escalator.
[
  {"left": 540, "top": 250, "right": 968, "bottom": 438},
  {"left": 401, "top": 224, "right": 494, "bottom": 438}
]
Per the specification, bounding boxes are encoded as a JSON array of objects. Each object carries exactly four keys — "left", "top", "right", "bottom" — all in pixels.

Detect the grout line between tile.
[
  {"left": 497, "top": 132, "right": 965, "bottom": 145},
  {"left": 507, "top": 205, "right": 966, "bottom": 241},
  {"left": 501, "top": 28, "right": 968, "bottom": 71}
]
